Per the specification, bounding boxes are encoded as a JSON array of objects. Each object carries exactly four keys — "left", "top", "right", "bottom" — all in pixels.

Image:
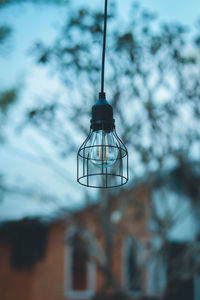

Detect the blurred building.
[{"left": 0, "top": 164, "right": 200, "bottom": 300}]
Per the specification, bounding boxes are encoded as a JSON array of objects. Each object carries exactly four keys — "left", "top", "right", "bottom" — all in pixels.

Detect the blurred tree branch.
[
  {"left": 1, "top": 0, "right": 200, "bottom": 297},
  {"left": 23, "top": 1, "right": 200, "bottom": 295},
  {"left": 0, "top": 0, "right": 69, "bottom": 8}
]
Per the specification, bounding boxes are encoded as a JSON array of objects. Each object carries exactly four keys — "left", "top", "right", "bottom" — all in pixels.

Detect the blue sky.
[
  {"left": 1, "top": 0, "right": 200, "bottom": 88},
  {"left": 137, "top": 0, "right": 200, "bottom": 24},
  {"left": 0, "top": 0, "right": 200, "bottom": 220}
]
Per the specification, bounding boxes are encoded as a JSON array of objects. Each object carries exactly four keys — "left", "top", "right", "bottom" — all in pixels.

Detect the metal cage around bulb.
[
  {"left": 76, "top": 0, "right": 129, "bottom": 189},
  {"left": 77, "top": 127, "right": 128, "bottom": 188}
]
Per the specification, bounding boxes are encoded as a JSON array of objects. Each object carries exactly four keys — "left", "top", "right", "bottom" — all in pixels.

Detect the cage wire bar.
[{"left": 77, "top": 128, "right": 128, "bottom": 188}]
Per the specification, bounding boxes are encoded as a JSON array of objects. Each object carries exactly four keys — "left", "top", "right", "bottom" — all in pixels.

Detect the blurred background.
[{"left": 0, "top": 0, "right": 200, "bottom": 299}]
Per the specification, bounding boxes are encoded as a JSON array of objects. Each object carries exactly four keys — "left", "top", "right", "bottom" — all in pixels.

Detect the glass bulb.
[{"left": 90, "top": 130, "right": 118, "bottom": 168}]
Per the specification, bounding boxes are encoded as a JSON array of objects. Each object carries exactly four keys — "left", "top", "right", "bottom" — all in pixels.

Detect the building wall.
[
  {"left": 0, "top": 185, "right": 151, "bottom": 300},
  {"left": 0, "top": 242, "right": 34, "bottom": 300},
  {"left": 31, "top": 221, "right": 64, "bottom": 300}
]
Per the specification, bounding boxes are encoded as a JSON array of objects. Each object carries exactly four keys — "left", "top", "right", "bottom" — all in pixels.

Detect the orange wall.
[
  {"left": 0, "top": 185, "right": 150, "bottom": 300},
  {"left": 32, "top": 221, "right": 67, "bottom": 300},
  {"left": 0, "top": 242, "right": 34, "bottom": 300}
]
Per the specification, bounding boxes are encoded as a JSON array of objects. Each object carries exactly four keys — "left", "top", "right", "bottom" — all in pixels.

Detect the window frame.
[
  {"left": 122, "top": 236, "right": 143, "bottom": 298},
  {"left": 64, "top": 228, "right": 96, "bottom": 299}
]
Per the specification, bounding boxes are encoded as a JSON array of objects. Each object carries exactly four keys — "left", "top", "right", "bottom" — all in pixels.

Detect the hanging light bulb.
[
  {"left": 77, "top": 93, "right": 128, "bottom": 188},
  {"left": 77, "top": 0, "right": 128, "bottom": 188},
  {"left": 90, "top": 130, "right": 118, "bottom": 168},
  {"left": 89, "top": 95, "right": 119, "bottom": 168}
]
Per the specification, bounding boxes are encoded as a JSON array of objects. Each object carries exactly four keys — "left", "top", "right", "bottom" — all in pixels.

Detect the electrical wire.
[{"left": 100, "top": 0, "right": 108, "bottom": 97}]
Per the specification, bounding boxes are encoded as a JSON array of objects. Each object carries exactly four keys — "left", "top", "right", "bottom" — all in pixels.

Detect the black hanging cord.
[{"left": 100, "top": 0, "right": 108, "bottom": 99}]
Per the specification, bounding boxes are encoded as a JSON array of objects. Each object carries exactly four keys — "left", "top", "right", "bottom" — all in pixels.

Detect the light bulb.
[{"left": 90, "top": 130, "right": 118, "bottom": 168}]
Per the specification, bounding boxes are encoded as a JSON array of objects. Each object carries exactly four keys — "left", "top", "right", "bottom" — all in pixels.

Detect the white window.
[
  {"left": 122, "top": 237, "right": 143, "bottom": 297},
  {"left": 147, "top": 237, "right": 167, "bottom": 297},
  {"left": 64, "top": 228, "right": 96, "bottom": 299}
]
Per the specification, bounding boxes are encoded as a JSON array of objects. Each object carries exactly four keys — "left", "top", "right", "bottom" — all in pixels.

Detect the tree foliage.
[
  {"left": 0, "top": 25, "right": 11, "bottom": 45},
  {"left": 1, "top": 1, "right": 200, "bottom": 297},
  {"left": 0, "top": 0, "right": 68, "bottom": 8},
  {"left": 0, "top": 0, "right": 69, "bottom": 132},
  {"left": 25, "top": 2, "right": 200, "bottom": 297},
  {"left": 30, "top": 2, "right": 200, "bottom": 178},
  {"left": 0, "top": 88, "right": 18, "bottom": 113}
]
